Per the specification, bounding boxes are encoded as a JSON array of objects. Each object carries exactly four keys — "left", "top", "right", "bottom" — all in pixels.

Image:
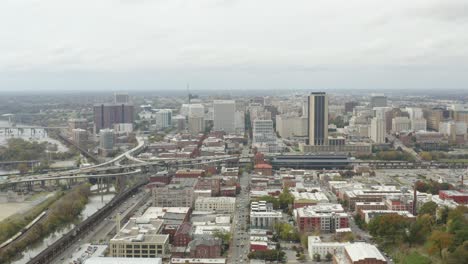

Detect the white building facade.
[{"left": 213, "top": 100, "right": 236, "bottom": 133}]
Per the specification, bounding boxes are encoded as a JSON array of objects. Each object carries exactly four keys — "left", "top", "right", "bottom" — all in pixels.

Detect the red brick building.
[
  {"left": 149, "top": 172, "right": 172, "bottom": 185},
  {"left": 439, "top": 190, "right": 468, "bottom": 204},
  {"left": 254, "top": 163, "right": 273, "bottom": 176},
  {"left": 295, "top": 205, "right": 349, "bottom": 233},
  {"left": 188, "top": 239, "right": 222, "bottom": 258},
  {"left": 250, "top": 241, "right": 268, "bottom": 251},
  {"left": 173, "top": 222, "right": 192, "bottom": 247},
  {"left": 175, "top": 169, "right": 206, "bottom": 179},
  {"left": 254, "top": 152, "right": 265, "bottom": 165}
]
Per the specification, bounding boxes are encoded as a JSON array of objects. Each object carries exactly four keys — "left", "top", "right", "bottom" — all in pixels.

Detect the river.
[
  {"left": 0, "top": 120, "right": 68, "bottom": 152},
  {"left": 10, "top": 192, "right": 115, "bottom": 264}
]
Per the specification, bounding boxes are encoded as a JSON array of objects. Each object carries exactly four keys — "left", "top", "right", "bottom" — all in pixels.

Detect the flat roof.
[
  {"left": 85, "top": 257, "right": 162, "bottom": 264},
  {"left": 345, "top": 243, "right": 386, "bottom": 262},
  {"left": 171, "top": 258, "right": 226, "bottom": 264}
]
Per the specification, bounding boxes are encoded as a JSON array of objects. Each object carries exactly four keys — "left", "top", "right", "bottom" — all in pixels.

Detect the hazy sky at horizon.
[{"left": 1, "top": 0, "right": 468, "bottom": 91}]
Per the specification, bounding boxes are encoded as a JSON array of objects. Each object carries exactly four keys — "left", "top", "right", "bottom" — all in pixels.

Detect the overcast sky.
[{"left": 1, "top": 0, "right": 468, "bottom": 92}]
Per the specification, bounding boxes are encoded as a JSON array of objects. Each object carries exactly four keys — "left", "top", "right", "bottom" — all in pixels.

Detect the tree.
[
  {"left": 300, "top": 233, "right": 310, "bottom": 248},
  {"left": 248, "top": 250, "right": 285, "bottom": 261},
  {"left": 446, "top": 241, "right": 468, "bottom": 264},
  {"left": 326, "top": 252, "right": 333, "bottom": 261},
  {"left": 419, "top": 201, "right": 437, "bottom": 217},
  {"left": 278, "top": 187, "right": 294, "bottom": 209},
  {"left": 297, "top": 254, "right": 306, "bottom": 261},
  {"left": 438, "top": 206, "right": 450, "bottom": 225},
  {"left": 313, "top": 253, "right": 321, "bottom": 262},
  {"left": 274, "top": 222, "right": 299, "bottom": 241},
  {"left": 428, "top": 230, "right": 453, "bottom": 258},
  {"left": 256, "top": 196, "right": 280, "bottom": 209},
  {"left": 213, "top": 230, "right": 232, "bottom": 249},
  {"left": 447, "top": 206, "right": 468, "bottom": 234},
  {"left": 406, "top": 214, "right": 434, "bottom": 246},
  {"left": 420, "top": 152, "right": 433, "bottom": 161},
  {"left": 368, "top": 214, "right": 409, "bottom": 247},
  {"left": 341, "top": 232, "right": 355, "bottom": 242},
  {"left": 17, "top": 163, "right": 29, "bottom": 174},
  {"left": 75, "top": 156, "right": 82, "bottom": 167}
]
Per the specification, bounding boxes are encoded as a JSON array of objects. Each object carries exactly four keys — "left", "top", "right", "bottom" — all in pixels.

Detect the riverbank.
[{"left": 0, "top": 184, "right": 91, "bottom": 264}]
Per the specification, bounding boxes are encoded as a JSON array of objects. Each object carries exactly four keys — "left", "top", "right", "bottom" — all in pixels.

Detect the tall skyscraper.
[
  {"left": 93, "top": 103, "right": 134, "bottom": 133},
  {"left": 253, "top": 119, "right": 276, "bottom": 144},
  {"left": 307, "top": 92, "right": 328, "bottom": 145},
  {"left": 370, "top": 94, "right": 387, "bottom": 108},
  {"left": 213, "top": 100, "right": 236, "bottom": 133},
  {"left": 371, "top": 117, "right": 386, "bottom": 143},
  {"left": 114, "top": 93, "right": 130, "bottom": 104}
]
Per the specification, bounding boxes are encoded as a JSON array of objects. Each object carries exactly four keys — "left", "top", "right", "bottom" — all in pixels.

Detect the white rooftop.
[
  {"left": 85, "top": 257, "right": 162, "bottom": 264},
  {"left": 196, "top": 196, "right": 236, "bottom": 203},
  {"left": 171, "top": 258, "right": 226, "bottom": 264},
  {"left": 142, "top": 207, "right": 191, "bottom": 219},
  {"left": 291, "top": 191, "right": 329, "bottom": 202},
  {"left": 344, "top": 243, "right": 386, "bottom": 262}
]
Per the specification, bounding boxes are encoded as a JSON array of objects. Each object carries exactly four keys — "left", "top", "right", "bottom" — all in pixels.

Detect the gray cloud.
[{"left": 0, "top": 0, "right": 467, "bottom": 90}]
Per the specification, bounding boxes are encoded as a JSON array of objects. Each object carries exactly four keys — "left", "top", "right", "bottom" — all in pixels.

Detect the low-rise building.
[
  {"left": 153, "top": 178, "right": 197, "bottom": 208},
  {"left": 308, "top": 236, "right": 348, "bottom": 259},
  {"left": 250, "top": 201, "right": 282, "bottom": 229},
  {"left": 173, "top": 222, "right": 192, "bottom": 247},
  {"left": 339, "top": 243, "right": 387, "bottom": 264},
  {"left": 361, "top": 210, "right": 415, "bottom": 223},
  {"left": 354, "top": 202, "right": 386, "bottom": 214},
  {"left": 170, "top": 259, "right": 226, "bottom": 264},
  {"left": 188, "top": 238, "right": 222, "bottom": 258},
  {"left": 195, "top": 197, "right": 236, "bottom": 213},
  {"left": 291, "top": 191, "right": 329, "bottom": 209},
  {"left": 254, "top": 163, "right": 273, "bottom": 176},
  {"left": 295, "top": 204, "right": 348, "bottom": 233},
  {"left": 439, "top": 190, "right": 468, "bottom": 204},
  {"left": 175, "top": 169, "right": 206, "bottom": 179},
  {"left": 109, "top": 218, "right": 169, "bottom": 258}
]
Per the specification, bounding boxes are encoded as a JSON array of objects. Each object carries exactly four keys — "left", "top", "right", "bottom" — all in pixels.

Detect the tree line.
[
  {"left": 367, "top": 203, "right": 468, "bottom": 263},
  {"left": 0, "top": 184, "right": 91, "bottom": 262}
]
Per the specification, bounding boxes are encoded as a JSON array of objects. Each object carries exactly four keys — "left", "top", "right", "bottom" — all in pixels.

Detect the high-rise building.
[
  {"left": 71, "top": 128, "right": 88, "bottom": 149},
  {"left": 213, "top": 100, "right": 236, "bottom": 133},
  {"left": 406, "top": 107, "right": 423, "bottom": 120},
  {"left": 411, "top": 118, "right": 427, "bottom": 132},
  {"left": 344, "top": 101, "right": 358, "bottom": 113},
  {"left": 276, "top": 115, "right": 307, "bottom": 138},
  {"left": 68, "top": 118, "right": 88, "bottom": 132},
  {"left": 188, "top": 104, "right": 205, "bottom": 118},
  {"left": 99, "top": 128, "right": 115, "bottom": 156},
  {"left": 307, "top": 92, "right": 328, "bottom": 145},
  {"left": 114, "top": 93, "right": 130, "bottom": 104},
  {"left": 172, "top": 115, "right": 186, "bottom": 131},
  {"left": 371, "top": 117, "right": 386, "bottom": 144},
  {"left": 93, "top": 103, "right": 134, "bottom": 133},
  {"left": 392, "top": 117, "right": 411, "bottom": 133},
  {"left": 253, "top": 119, "right": 276, "bottom": 144},
  {"left": 154, "top": 109, "right": 172, "bottom": 129},
  {"left": 234, "top": 111, "right": 245, "bottom": 134},
  {"left": 370, "top": 94, "right": 387, "bottom": 108},
  {"left": 188, "top": 116, "right": 205, "bottom": 134},
  {"left": 187, "top": 104, "right": 205, "bottom": 135}
]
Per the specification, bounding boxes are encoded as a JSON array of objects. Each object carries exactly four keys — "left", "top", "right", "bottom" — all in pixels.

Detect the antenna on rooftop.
[{"left": 187, "top": 83, "right": 191, "bottom": 104}]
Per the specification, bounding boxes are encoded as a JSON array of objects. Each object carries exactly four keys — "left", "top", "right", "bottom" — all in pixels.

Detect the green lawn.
[{"left": 401, "top": 252, "right": 432, "bottom": 264}]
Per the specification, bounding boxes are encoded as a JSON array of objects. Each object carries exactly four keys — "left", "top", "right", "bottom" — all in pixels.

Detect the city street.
[{"left": 228, "top": 169, "right": 251, "bottom": 263}]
